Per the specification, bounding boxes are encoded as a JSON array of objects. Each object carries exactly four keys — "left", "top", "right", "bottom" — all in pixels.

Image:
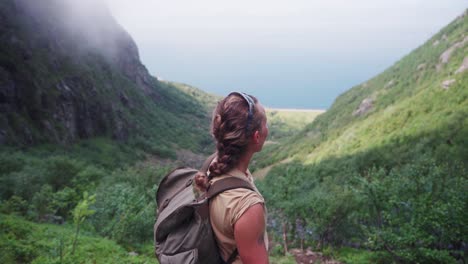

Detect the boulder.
[
  {"left": 441, "top": 79, "right": 456, "bottom": 90},
  {"left": 437, "top": 36, "right": 468, "bottom": 71},
  {"left": 455, "top": 57, "right": 468, "bottom": 74},
  {"left": 384, "top": 79, "right": 395, "bottom": 89},
  {"left": 353, "top": 98, "right": 374, "bottom": 116}
]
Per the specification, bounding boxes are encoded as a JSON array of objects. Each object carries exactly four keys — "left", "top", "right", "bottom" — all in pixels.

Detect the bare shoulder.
[{"left": 234, "top": 204, "right": 269, "bottom": 264}]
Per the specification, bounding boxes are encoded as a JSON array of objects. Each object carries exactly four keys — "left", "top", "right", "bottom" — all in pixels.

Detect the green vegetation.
[
  {"left": 71, "top": 192, "right": 96, "bottom": 255},
  {"left": 0, "top": 144, "right": 173, "bottom": 263},
  {"left": 265, "top": 109, "right": 324, "bottom": 142},
  {"left": 253, "top": 10, "right": 468, "bottom": 263},
  {"left": 334, "top": 247, "right": 377, "bottom": 264},
  {"left": 269, "top": 255, "right": 296, "bottom": 264},
  {"left": 0, "top": 214, "right": 157, "bottom": 264},
  {"left": 167, "top": 81, "right": 221, "bottom": 112}
]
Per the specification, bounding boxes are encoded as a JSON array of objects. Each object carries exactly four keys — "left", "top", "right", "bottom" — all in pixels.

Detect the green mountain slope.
[
  {"left": 0, "top": 1, "right": 219, "bottom": 262},
  {"left": 0, "top": 0, "right": 216, "bottom": 156},
  {"left": 257, "top": 11, "right": 467, "bottom": 167},
  {"left": 255, "top": 10, "right": 467, "bottom": 263}
]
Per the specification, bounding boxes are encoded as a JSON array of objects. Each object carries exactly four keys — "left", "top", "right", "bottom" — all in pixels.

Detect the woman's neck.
[{"left": 236, "top": 151, "right": 254, "bottom": 175}]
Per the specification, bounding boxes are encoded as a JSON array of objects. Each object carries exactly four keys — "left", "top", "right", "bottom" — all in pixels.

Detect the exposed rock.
[
  {"left": 114, "top": 32, "right": 156, "bottom": 95},
  {"left": 0, "top": 129, "right": 6, "bottom": 145},
  {"left": 128, "top": 251, "right": 138, "bottom": 256},
  {"left": 455, "top": 56, "right": 468, "bottom": 74},
  {"left": 55, "top": 81, "right": 78, "bottom": 143},
  {"left": 441, "top": 79, "right": 456, "bottom": 90},
  {"left": 457, "top": 9, "right": 467, "bottom": 21},
  {"left": 23, "top": 126, "right": 34, "bottom": 144},
  {"left": 291, "top": 248, "right": 303, "bottom": 254},
  {"left": 437, "top": 36, "right": 468, "bottom": 71},
  {"left": 42, "top": 214, "right": 64, "bottom": 224},
  {"left": 119, "top": 91, "right": 130, "bottom": 107},
  {"left": 384, "top": 79, "right": 395, "bottom": 89},
  {"left": 0, "top": 66, "right": 16, "bottom": 104},
  {"left": 40, "top": 120, "right": 60, "bottom": 143},
  {"left": 433, "top": 39, "right": 440, "bottom": 46},
  {"left": 111, "top": 108, "right": 129, "bottom": 141},
  {"left": 306, "top": 130, "right": 321, "bottom": 140},
  {"left": 417, "top": 63, "right": 426, "bottom": 71},
  {"left": 353, "top": 98, "right": 374, "bottom": 116}
]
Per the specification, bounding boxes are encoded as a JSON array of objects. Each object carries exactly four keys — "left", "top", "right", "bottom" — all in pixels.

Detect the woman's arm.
[{"left": 233, "top": 203, "right": 269, "bottom": 264}]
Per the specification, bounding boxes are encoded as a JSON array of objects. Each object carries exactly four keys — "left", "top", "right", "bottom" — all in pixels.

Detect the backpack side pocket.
[{"left": 159, "top": 249, "right": 198, "bottom": 264}]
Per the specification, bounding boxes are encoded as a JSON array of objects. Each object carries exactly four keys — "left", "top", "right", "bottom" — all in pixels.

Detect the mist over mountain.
[{"left": 0, "top": 0, "right": 215, "bottom": 154}]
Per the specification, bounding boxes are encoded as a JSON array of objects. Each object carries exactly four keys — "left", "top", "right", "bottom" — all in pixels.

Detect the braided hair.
[
  {"left": 194, "top": 92, "right": 265, "bottom": 191},
  {"left": 209, "top": 92, "right": 265, "bottom": 177}
]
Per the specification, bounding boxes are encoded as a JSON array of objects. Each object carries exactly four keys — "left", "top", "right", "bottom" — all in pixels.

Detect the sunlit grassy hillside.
[
  {"left": 256, "top": 11, "right": 467, "bottom": 167},
  {"left": 254, "top": 10, "right": 468, "bottom": 264},
  {"left": 265, "top": 108, "right": 325, "bottom": 142}
]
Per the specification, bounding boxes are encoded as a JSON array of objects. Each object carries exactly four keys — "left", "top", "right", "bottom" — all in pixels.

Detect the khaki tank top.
[{"left": 209, "top": 168, "right": 268, "bottom": 264}]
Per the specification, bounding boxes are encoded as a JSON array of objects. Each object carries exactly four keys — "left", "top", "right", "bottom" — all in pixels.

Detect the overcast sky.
[{"left": 106, "top": 0, "right": 466, "bottom": 109}]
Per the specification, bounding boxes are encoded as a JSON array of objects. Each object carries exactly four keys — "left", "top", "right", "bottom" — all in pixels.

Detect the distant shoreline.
[{"left": 266, "top": 108, "right": 326, "bottom": 113}]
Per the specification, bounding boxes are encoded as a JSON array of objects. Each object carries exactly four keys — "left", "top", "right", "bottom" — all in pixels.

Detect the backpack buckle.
[
  {"left": 185, "top": 178, "right": 193, "bottom": 187},
  {"left": 161, "top": 198, "right": 170, "bottom": 209}
]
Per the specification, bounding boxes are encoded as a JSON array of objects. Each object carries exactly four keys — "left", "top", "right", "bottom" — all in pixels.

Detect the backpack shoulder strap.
[
  {"left": 225, "top": 248, "right": 238, "bottom": 264},
  {"left": 206, "top": 176, "right": 254, "bottom": 199},
  {"left": 206, "top": 177, "right": 253, "bottom": 264}
]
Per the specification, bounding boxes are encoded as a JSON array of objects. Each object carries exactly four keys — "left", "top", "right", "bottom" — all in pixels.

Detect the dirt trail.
[{"left": 252, "top": 158, "right": 292, "bottom": 179}]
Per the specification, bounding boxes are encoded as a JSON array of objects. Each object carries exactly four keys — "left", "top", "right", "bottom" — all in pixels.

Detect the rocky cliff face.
[{"left": 0, "top": 0, "right": 211, "bottom": 148}]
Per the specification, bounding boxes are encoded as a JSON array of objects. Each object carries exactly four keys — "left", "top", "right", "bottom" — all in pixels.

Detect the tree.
[{"left": 71, "top": 191, "right": 96, "bottom": 255}]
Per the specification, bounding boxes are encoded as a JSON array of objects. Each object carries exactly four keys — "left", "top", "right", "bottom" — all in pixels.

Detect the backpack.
[{"left": 154, "top": 153, "right": 254, "bottom": 264}]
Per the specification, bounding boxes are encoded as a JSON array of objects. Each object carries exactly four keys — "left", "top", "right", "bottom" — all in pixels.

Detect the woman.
[{"left": 196, "top": 92, "right": 269, "bottom": 264}]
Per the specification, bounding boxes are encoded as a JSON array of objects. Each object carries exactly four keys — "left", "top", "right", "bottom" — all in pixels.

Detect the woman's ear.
[{"left": 253, "top": 130, "right": 261, "bottom": 144}]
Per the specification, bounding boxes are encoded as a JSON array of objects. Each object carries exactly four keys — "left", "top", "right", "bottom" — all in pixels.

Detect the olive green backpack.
[{"left": 154, "top": 154, "right": 253, "bottom": 264}]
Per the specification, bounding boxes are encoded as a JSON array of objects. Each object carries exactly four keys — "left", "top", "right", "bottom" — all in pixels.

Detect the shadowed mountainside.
[{"left": 0, "top": 0, "right": 216, "bottom": 156}]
